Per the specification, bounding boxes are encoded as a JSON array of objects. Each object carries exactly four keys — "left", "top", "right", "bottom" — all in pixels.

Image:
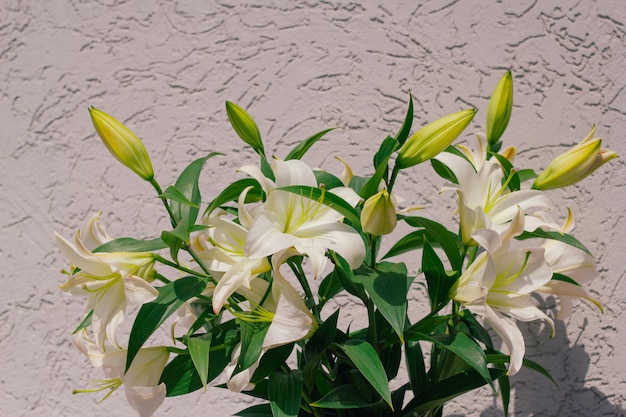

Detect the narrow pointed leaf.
[
  {"left": 269, "top": 370, "right": 303, "bottom": 417},
  {"left": 394, "top": 93, "right": 414, "bottom": 147},
  {"left": 382, "top": 229, "right": 428, "bottom": 259},
  {"left": 337, "top": 339, "right": 393, "bottom": 409},
  {"left": 160, "top": 185, "right": 199, "bottom": 208},
  {"left": 204, "top": 178, "right": 263, "bottom": 216},
  {"left": 286, "top": 128, "right": 336, "bottom": 160},
  {"left": 360, "top": 136, "right": 399, "bottom": 200},
  {"left": 235, "top": 320, "right": 270, "bottom": 375},
  {"left": 188, "top": 333, "right": 212, "bottom": 389},
  {"left": 403, "top": 368, "right": 506, "bottom": 415},
  {"left": 486, "top": 353, "right": 558, "bottom": 387},
  {"left": 401, "top": 216, "right": 463, "bottom": 271},
  {"left": 405, "top": 339, "right": 427, "bottom": 394},
  {"left": 422, "top": 240, "right": 454, "bottom": 311},
  {"left": 72, "top": 310, "right": 93, "bottom": 334},
  {"left": 276, "top": 185, "right": 361, "bottom": 226},
  {"left": 171, "top": 153, "right": 222, "bottom": 226},
  {"left": 310, "top": 385, "right": 379, "bottom": 409},
  {"left": 235, "top": 403, "right": 273, "bottom": 417},
  {"left": 360, "top": 262, "right": 408, "bottom": 341},
  {"left": 94, "top": 237, "right": 168, "bottom": 253},
  {"left": 516, "top": 229, "right": 593, "bottom": 256},
  {"left": 127, "top": 276, "right": 207, "bottom": 371}
]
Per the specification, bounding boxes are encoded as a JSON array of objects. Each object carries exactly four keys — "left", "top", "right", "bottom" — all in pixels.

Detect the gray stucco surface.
[{"left": 1, "top": 1, "right": 625, "bottom": 416}]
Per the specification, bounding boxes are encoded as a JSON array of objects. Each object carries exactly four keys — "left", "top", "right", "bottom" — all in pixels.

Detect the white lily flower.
[
  {"left": 191, "top": 188, "right": 271, "bottom": 313},
  {"left": 74, "top": 331, "right": 168, "bottom": 417},
  {"left": 56, "top": 213, "right": 158, "bottom": 351},
  {"left": 240, "top": 159, "right": 365, "bottom": 278},
  {"left": 534, "top": 209, "right": 603, "bottom": 319},
  {"left": 437, "top": 136, "right": 553, "bottom": 244},
  {"left": 451, "top": 208, "right": 554, "bottom": 375},
  {"left": 226, "top": 249, "right": 315, "bottom": 392}
]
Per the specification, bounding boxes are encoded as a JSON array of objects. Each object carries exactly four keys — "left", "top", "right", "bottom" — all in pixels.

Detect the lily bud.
[
  {"left": 89, "top": 107, "right": 154, "bottom": 181},
  {"left": 486, "top": 71, "right": 513, "bottom": 145},
  {"left": 397, "top": 109, "right": 476, "bottom": 168},
  {"left": 225, "top": 101, "right": 265, "bottom": 155},
  {"left": 533, "top": 126, "right": 618, "bottom": 190},
  {"left": 361, "top": 189, "right": 397, "bottom": 235}
]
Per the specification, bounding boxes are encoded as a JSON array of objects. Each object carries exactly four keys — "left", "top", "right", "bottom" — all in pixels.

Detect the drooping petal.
[
  {"left": 483, "top": 306, "right": 526, "bottom": 375},
  {"left": 125, "top": 384, "right": 167, "bottom": 417}
]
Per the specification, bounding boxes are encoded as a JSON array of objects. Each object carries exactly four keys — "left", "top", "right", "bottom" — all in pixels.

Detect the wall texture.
[{"left": 2, "top": 1, "right": 625, "bottom": 416}]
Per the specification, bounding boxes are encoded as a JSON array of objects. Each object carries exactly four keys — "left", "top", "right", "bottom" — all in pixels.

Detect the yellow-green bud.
[
  {"left": 397, "top": 109, "right": 476, "bottom": 168},
  {"left": 360, "top": 190, "right": 397, "bottom": 235},
  {"left": 533, "top": 126, "right": 618, "bottom": 190},
  {"left": 486, "top": 71, "right": 513, "bottom": 145},
  {"left": 88, "top": 107, "right": 154, "bottom": 181},
  {"left": 225, "top": 101, "right": 265, "bottom": 154}
]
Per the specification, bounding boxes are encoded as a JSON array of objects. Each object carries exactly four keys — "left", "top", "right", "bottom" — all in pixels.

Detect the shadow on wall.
[{"left": 449, "top": 300, "right": 625, "bottom": 417}]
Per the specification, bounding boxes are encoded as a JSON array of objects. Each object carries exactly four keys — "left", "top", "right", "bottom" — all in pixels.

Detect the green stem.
[
  {"left": 288, "top": 259, "right": 320, "bottom": 320},
  {"left": 366, "top": 298, "right": 378, "bottom": 347},
  {"left": 387, "top": 164, "right": 400, "bottom": 192},
  {"left": 154, "top": 255, "right": 209, "bottom": 278},
  {"left": 149, "top": 178, "right": 177, "bottom": 229}
]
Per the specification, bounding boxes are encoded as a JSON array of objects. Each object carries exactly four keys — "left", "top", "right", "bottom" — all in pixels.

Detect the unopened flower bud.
[
  {"left": 486, "top": 71, "right": 513, "bottom": 145},
  {"left": 89, "top": 107, "right": 154, "bottom": 181},
  {"left": 533, "top": 126, "right": 618, "bottom": 190},
  {"left": 225, "top": 101, "right": 265, "bottom": 155},
  {"left": 397, "top": 109, "right": 476, "bottom": 168},
  {"left": 361, "top": 189, "right": 398, "bottom": 235}
]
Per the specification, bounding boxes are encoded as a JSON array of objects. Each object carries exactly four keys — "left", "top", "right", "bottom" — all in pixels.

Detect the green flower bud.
[
  {"left": 89, "top": 107, "right": 154, "bottom": 181},
  {"left": 397, "top": 109, "right": 476, "bottom": 168},
  {"left": 533, "top": 126, "right": 618, "bottom": 190},
  {"left": 360, "top": 190, "right": 398, "bottom": 235},
  {"left": 225, "top": 101, "right": 265, "bottom": 155},
  {"left": 486, "top": 71, "right": 513, "bottom": 145}
]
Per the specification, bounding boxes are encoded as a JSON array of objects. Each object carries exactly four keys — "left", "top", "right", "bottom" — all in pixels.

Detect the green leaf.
[
  {"left": 337, "top": 339, "right": 393, "bottom": 409},
  {"left": 551, "top": 272, "right": 581, "bottom": 286},
  {"left": 404, "top": 314, "right": 451, "bottom": 339},
  {"left": 188, "top": 333, "right": 212, "bottom": 389},
  {"left": 276, "top": 185, "right": 361, "bottom": 227},
  {"left": 235, "top": 320, "right": 270, "bottom": 375},
  {"left": 286, "top": 128, "right": 336, "bottom": 160},
  {"left": 226, "top": 101, "right": 265, "bottom": 155},
  {"left": 161, "top": 326, "right": 237, "bottom": 397},
  {"left": 204, "top": 178, "right": 263, "bottom": 216},
  {"left": 394, "top": 92, "right": 414, "bottom": 147},
  {"left": 401, "top": 216, "right": 463, "bottom": 271},
  {"left": 360, "top": 262, "right": 408, "bottom": 342},
  {"left": 405, "top": 339, "right": 427, "bottom": 394},
  {"left": 317, "top": 271, "right": 343, "bottom": 309},
  {"left": 403, "top": 368, "right": 506, "bottom": 415},
  {"left": 382, "top": 229, "right": 428, "bottom": 260},
  {"left": 310, "top": 384, "right": 379, "bottom": 409},
  {"left": 234, "top": 403, "right": 273, "bottom": 417},
  {"left": 304, "top": 309, "right": 339, "bottom": 361},
  {"left": 171, "top": 153, "right": 221, "bottom": 226},
  {"left": 491, "top": 152, "right": 520, "bottom": 192},
  {"left": 72, "top": 310, "right": 93, "bottom": 335},
  {"left": 422, "top": 240, "right": 455, "bottom": 311},
  {"left": 516, "top": 229, "right": 593, "bottom": 256},
  {"left": 314, "top": 170, "right": 345, "bottom": 190},
  {"left": 431, "top": 157, "right": 458, "bottom": 184},
  {"left": 486, "top": 353, "right": 558, "bottom": 387},
  {"left": 94, "top": 237, "right": 168, "bottom": 253},
  {"left": 516, "top": 168, "right": 538, "bottom": 183},
  {"left": 269, "top": 370, "right": 303, "bottom": 417},
  {"left": 359, "top": 136, "right": 400, "bottom": 200},
  {"left": 251, "top": 343, "right": 295, "bottom": 384},
  {"left": 428, "top": 333, "right": 492, "bottom": 388},
  {"left": 160, "top": 185, "right": 199, "bottom": 208},
  {"left": 127, "top": 276, "right": 207, "bottom": 372},
  {"left": 329, "top": 251, "right": 366, "bottom": 301}
]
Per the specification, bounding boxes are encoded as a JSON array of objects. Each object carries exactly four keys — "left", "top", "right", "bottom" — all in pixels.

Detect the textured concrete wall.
[{"left": 2, "top": 0, "right": 625, "bottom": 416}]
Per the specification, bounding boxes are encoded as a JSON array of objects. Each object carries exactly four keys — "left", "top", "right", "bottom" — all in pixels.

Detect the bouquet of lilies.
[{"left": 56, "top": 72, "right": 616, "bottom": 417}]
